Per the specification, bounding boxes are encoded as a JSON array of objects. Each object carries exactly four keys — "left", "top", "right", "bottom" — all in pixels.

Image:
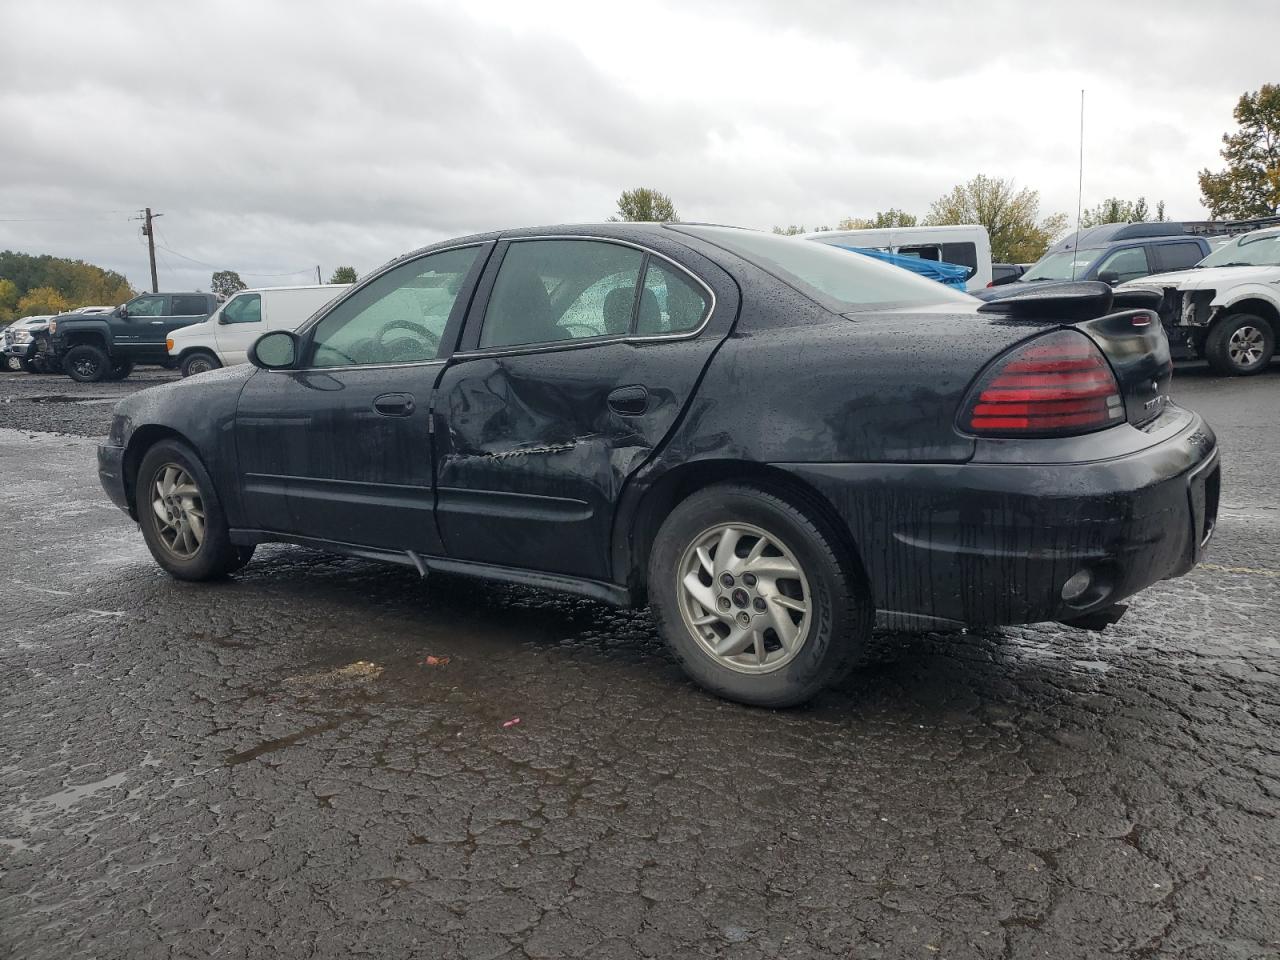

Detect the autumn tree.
[
  {"left": 16, "top": 286, "right": 70, "bottom": 318},
  {"left": 1198, "top": 84, "right": 1280, "bottom": 220},
  {"left": 211, "top": 270, "right": 247, "bottom": 299},
  {"left": 837, "top": 208, "right": 919, "bottom": 230},
  {"left": 0, "top": 251, "right": 134, "bottom": 313},
  {"left": 0, "top": 278, "right": 18, "bottom": 324},
  {"left": 771, "top": 225, "right": 808, "bottom": 235},
  {"left": 925, "top": 175, "right": 1068, "bottom": 263},
  {"left": 609, "top": 188, "right": 679, "bottom": 223},
  {"left": 328, "top": 266, "right": 358, "bottom": 284},
  {"left": 1080, "top": 196, "right": 1167, "bottom": 227}
]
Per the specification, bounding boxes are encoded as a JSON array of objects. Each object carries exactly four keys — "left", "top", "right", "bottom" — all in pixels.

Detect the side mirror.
[
  {"left": 248, "top": 330, "right": 299, "bottom": 370},
  {"left": 117, "top": 305, "right": 129, "bottom": 318},
  {"left": 1098, "top": 270, "right": 1120, "bottom": 286}
]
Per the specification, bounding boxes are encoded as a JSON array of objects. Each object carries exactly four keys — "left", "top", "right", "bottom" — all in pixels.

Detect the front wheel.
[
  {"left": 1204, "top": 313, "right": 1275, "bottom": 376},
  {"left": 136, "top": 439, "right": 249, "bottom": 581},
  {"left": 3, "top": 354, "right": 24, "bottom": 373},
  {"left": 180, "top": 350, "right": 222, "bottom": 377},
  {"left": 647, "top": 484, "right": 872, "bottom": 708},
  {"left": 63, "top": 344, "right": 109, "bottom": 383}
]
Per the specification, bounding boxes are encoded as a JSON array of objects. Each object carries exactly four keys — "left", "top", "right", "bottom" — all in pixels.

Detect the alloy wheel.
[
  {"left": 150, "top": 463, "right": 205, "bottom": 558},
  {"left": 1228, "top": 324, "right": 1265, "bottom": 368},
  {"left": 73, "top": 357, "right": 100, "bottom": 379},
  {"left": 676, "top": 522, "right": 812, "bottom": 674}
]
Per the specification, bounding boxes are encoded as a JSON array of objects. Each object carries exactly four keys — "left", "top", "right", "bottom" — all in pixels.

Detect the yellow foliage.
[{"left": 16, "top": 286, "right": 70, "bottom": 319}]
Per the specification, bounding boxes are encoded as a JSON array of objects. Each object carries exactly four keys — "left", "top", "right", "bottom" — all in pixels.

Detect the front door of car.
[
  {"left": 432, "top": 237, "right": 733, "bottom": 581},
  {"left": 233, "top": 244, "right": 491, "bottom": 553},
  {"left": 113, "top": 294, "right": 169, "bottom": 359},
  {"left": 215, "top": 291, "right": 264, "bottom": 366}
]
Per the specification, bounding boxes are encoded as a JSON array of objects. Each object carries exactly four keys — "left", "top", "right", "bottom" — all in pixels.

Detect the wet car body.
[{"left": 99, "top": 223, "right": 1219, "bottom": 700}]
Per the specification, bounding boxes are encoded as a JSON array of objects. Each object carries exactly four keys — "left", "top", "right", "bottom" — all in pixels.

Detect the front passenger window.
[
  {"left": 307, "top": 247, "right": 480, "bottom": 367},
  {"left": 127, "top": 296, "right": 166, "bottom": 317}
]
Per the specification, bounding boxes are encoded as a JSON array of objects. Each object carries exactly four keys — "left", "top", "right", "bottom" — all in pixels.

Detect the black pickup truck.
[{"left": 48, "top": 292, "right": 217, "bottom": 382}]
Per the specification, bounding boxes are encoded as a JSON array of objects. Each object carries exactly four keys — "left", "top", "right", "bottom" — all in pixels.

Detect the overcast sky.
[{"left": 1, "top": 0, "right": 1277, "bottom": 293}]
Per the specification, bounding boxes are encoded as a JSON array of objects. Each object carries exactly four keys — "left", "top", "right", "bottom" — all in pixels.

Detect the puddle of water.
[{"left": 6, "top": 771, "right": 128, "bottom": 832}]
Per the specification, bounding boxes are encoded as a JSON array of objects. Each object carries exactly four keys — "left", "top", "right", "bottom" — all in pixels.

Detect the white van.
[
  {"left": 167, "top": 284, "right": 349, "bottom": 376},
  {"left": 803, "top": 224, "right": 993, "bottom": 292}
]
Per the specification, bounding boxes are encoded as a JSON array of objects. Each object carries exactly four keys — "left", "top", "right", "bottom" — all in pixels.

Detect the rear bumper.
[
  {"left": 777, "top": 409, "right": 1219, "bottom": 629},
  {"left": 97, "top": 442, "right": 132, "bottom": 515}
]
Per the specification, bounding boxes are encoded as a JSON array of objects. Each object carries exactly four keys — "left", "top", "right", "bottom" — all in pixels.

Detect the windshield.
[
  {"left": 1020, "top": 248, "right": 1107, "bottom": 282},
  {"left": 671, "top": 225, "right": 974, "bottom": 312},
  {"left": 1196, "top": 230, "right": 1280, "bottom": 268}
]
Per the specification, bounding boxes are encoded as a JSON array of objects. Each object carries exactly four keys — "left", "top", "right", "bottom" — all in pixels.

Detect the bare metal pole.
[{"left": 1072, "top": 89, "right": 1084, "bottom": 280}]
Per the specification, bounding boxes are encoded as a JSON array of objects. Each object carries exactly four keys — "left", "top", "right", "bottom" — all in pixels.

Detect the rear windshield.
[
  {"left": 1021, "top": 248, "right": 1107, "bottom": 282},
  {"left": 671, "top": 225, "right": 974, "bottom": 312}
]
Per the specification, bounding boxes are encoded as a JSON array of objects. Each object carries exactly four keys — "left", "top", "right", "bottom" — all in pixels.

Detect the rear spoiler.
[{"left": 978, "top": 281, "right": 1162, "bottom": 321}]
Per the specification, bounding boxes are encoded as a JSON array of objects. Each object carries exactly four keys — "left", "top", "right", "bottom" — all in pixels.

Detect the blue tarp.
[{"left": 824, "top": 244, "right": 972, "bottom": 290}]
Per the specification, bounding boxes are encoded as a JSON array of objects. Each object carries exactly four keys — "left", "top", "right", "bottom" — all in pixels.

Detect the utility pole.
[
  {"left": 136, "top": 208, "right": 163, "bottom": 292},
  {"left": 316, "top": 265, "right": 322, "bottom": 284}
]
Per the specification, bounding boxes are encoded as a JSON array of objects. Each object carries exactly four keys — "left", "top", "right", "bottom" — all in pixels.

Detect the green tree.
[
  {"left": 1198, "top": 84, "right": 1280, "bottom": 220},
  {"left": 925, "top": 174, "right": 1068, "bottom": 263},
  {"left": 1080, "top": 196, "right": 1167, "bottom": 227},
  {"left": 771, "top": 225, "right": 808, "bottom": 235},
  {"left": 0, "top": 251, "right": 135, "bottom": 309},
  {"left": 211, "top": 270, "right": 247, "bottom": 299},
  {"left": 609, "top": 187, "right": 679, "bottom": 223},
  {"left": 328, "top": 266, "right": 358, "bottom": 284},
  {"left": 16, "top": 286, "right": 70, "bottom": 318},
  {"left": 0, "top": 278, "right": 18, "bottom": 324},
  {"left": 837, "top": 208, "right": 919, "bottom": 230}
]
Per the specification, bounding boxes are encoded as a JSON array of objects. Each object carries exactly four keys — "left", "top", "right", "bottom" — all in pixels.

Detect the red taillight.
[{"left": 962, "top": 330, "right": 1125, "bottom": 437}]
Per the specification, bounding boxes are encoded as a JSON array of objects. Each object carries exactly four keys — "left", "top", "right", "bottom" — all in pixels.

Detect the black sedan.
[{"left": 98, "top": 224, "right": 1220, "bottom": 707}]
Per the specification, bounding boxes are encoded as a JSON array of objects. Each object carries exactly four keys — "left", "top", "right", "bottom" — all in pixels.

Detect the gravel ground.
[{"left": 1, "top": 361, "right": 1278, "bottom": 959}]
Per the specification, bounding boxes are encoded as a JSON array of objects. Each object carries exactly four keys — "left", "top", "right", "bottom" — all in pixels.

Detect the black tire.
[
  {"left": 104, "top": 359, "right": 134, "bottom": 381},
  {"left": 63, "top": 344, "right": 110, "bottom": 383},
  {"left": 647, "top": 483, "right": 873, "bottom": 708},
  {"left": 180, "top": 350, "right": 222, "bottom": 378},
  {"left": 20, "top": 357, "right": 39, "bottom": 373},
  {"left": 136, "top": 439, "right": 246, "bottom": 581},
  {"left": 1204, "top": 313, "right": 1275, "bottom": 376}
]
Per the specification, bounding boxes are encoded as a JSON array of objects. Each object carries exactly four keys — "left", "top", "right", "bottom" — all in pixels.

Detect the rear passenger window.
[
  {"left": 1157, "top": 242, "right": 1205, "bottom": 272},
  {"left": 221, "top": 294, "right": 262, "bottom": 324},
  {"left": 638, "top": 261, "right": 710, "bottom": 335},
  {"left": 171, "top": 295, "right": 208, "bottom": 315},
  {"left": 480, "top": 240, "right": 644, "bottom": 349}
]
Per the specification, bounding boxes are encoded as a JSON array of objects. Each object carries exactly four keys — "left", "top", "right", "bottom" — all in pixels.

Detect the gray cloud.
[{"left": 0, "top": 0, "right": 1275, "bottom": 293}]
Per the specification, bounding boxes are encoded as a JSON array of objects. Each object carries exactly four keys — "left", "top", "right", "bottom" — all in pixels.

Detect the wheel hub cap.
[
  {"left": 1228, "top": 325, "right": 1264, "bottom": 366},
  {"left": 676, "top": 522, "right": 812, "bottom": 674},
  {"left": 150, "top": 464, "right": 205, "bottom": 559}
]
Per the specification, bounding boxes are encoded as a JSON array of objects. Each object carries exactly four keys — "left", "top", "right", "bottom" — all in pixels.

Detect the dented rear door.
[{"left": 432, "top": 237, "right": 737, "bottom": 581}]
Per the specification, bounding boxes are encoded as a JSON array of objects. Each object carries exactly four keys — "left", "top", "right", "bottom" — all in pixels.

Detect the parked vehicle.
[
  {"left": 1119, "top": 226, "right": 1280, "bottom": 375},
  {"left": 988, "top": 263, "right": 1028, "bottom": 286},
  {"left": 983, "top": 223, "right": 1210, "bottom": 299},
  {"left": 99, "top": 224, "right": 1219, "bottom": 707},
  {"left": 167, "top": 284, "right": 348, "bottom": 376},
  {"left": 49, "top": 292, "right": 217, "bottom": 383},
  {"left": 804, "top": 225, "right": 993, "bottom": 291},
  {"left": 3, "top": 315, "right": 54, "bottom": 372}
]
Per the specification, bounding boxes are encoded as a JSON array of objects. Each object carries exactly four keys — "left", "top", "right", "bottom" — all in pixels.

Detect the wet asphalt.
[{"left": 1, "top": 362, "right": 1278, "bottom": 959}]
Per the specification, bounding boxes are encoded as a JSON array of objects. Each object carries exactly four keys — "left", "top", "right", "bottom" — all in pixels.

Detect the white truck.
[
  {"left": 802, "top": 224, "right": 993, "bottom": 292},
  {"left": 1119, "top": 226, "right": 1280, "bottom": 376},
  {"left": 167, "top": 284, "right": 348, "bottom": 376}
]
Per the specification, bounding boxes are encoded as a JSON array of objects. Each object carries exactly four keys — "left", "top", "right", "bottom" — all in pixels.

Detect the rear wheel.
[
  {"left": 1204, "top": 313, "right": 1275, "bottom": 376},
  {"left": 648, "top": 484, "right": 872, "bottom": 708},
  {"left": 180, "top": 350, "right": 222, "bottom": 377},
  {"left": 64, "top": 344, "right": 109, "bottom": 383},
  {"left": 136, "top": 439, "right": 248, "bottom": 580},
  {"left": 104, "top": 359, "right": 134, "bottom": 381}
]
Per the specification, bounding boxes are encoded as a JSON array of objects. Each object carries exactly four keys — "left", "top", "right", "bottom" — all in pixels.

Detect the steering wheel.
[{"left": 374, "top": 318, "right": 440, "bottom": 363}]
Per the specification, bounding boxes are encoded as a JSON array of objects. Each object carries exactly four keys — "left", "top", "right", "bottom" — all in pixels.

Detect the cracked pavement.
[{"left": 1, "top": 364, "right": 1278, "bottom": 959}]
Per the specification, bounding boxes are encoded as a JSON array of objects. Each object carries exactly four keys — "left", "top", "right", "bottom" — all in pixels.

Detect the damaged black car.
[{"left": 98, "top": 224, "right": 1220, "bottom": 707}]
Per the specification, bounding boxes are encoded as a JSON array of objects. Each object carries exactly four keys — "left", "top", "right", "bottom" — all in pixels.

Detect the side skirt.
[{"left": 229, "top": 528, "right": 634, "bottom": 607}]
